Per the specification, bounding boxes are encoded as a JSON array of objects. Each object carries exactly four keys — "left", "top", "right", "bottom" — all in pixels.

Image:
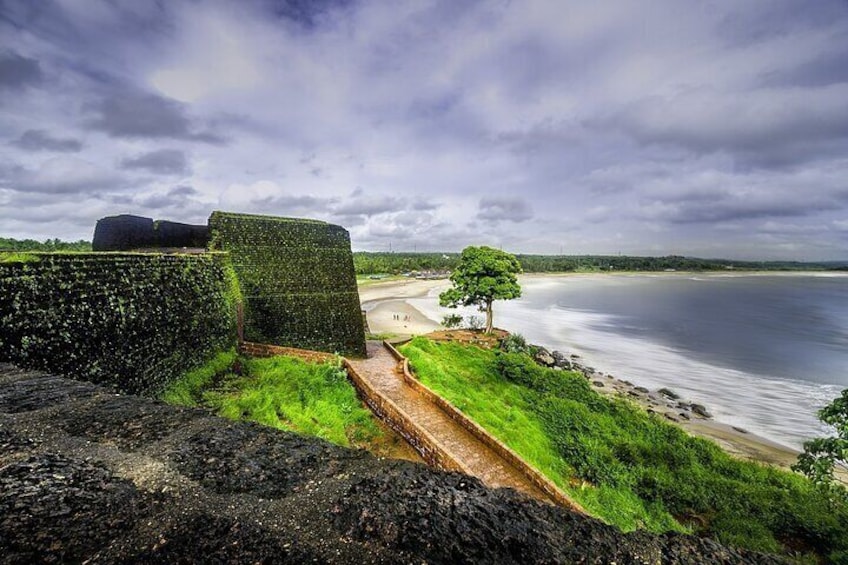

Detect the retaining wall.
[
  {"left": 342, "top": 359, "right": 470, "bottom": 474},
  {"left": 384, "top": 340, "right": 585, "bottom": 512},
  {"left": 0, "top": 252, "right": 238, "bottom": 395}
]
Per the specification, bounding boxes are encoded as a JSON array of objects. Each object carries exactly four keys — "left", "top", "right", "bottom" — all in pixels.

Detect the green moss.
[
  {"left": 0, "top": 252, "right": 41, "bottom": 264},
  {"left": 208, "top": 211, "right": 365, "bottom": 356},
  {"left": 399, "top": 337, "right": 848, "bottom": 560},
  {"left": 0, "top": 253, "right": 238, "bottom": 395}
]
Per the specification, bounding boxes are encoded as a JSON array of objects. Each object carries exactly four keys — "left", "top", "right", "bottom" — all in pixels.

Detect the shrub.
[
  {"left": 465, "top": 314, "right": 484, "bottom": 330},
  {"left": 441, "top": 313, "right": 463, "bottom": 328},
  {"left": 500, "top": 332, "right": 528, "bottom": 354}
]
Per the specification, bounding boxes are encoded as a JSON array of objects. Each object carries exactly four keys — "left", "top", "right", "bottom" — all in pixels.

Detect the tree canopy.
[
  {"left": 793, "top": 389, "right": 848, "bottom": 494},
  {"left": 439, "top": 246, "right": 522, "bottom": 333}
]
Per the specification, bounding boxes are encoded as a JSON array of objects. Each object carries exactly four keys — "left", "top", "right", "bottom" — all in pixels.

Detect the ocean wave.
[{"left": 408, "top": 289, "right": 841, "bottom": 451}]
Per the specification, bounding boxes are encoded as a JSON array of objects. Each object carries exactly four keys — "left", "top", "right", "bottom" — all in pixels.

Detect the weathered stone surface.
[
  {"left": 659, "top": 387, "right": 681, "bottom": 400},
  {"left": 532, "top": 346, "right": 556, "bottom": 367},
  {"left": 551, "top": 350, "right": 573, "bottom": 370},
  {"left": 0, "top": 365, "right": 786, "bottom": 564},
  {"left": 691, "top": 404, "right": 713, "bottom": 418}
]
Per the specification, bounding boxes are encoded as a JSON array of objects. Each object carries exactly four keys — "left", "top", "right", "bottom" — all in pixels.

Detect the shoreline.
[{"left": 357, "top": 276, "right": 846, "bottom": 481}]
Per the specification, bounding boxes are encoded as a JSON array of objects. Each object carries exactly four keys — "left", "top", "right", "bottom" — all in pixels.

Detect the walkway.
[{"left": 346, "top": 341, "right": 553, "bottom": 503}]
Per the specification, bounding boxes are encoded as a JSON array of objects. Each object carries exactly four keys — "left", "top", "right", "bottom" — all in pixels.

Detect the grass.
[
  {"left": 356, "top": 274, "right": 406, "bottom": 287},
  {"left": 161, "top": 352, "right": 384, "bottom": 449},
  {"left": 366, "top": 332, "right": 400, "bottom": 341},
  {"left": 399, "top": 336, "right": 848, "bottom": 561}
]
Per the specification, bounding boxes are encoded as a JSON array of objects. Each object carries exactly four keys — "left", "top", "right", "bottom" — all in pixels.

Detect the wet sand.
[{"left": 356, "top": 277, "right": 842, "bottom": 480}]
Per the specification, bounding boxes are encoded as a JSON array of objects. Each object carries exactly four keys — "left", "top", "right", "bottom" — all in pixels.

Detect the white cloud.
[
  {"left": 1, "top": 0, "right": 847, "bottom": 260},
  {"left": 149, "top": 9, "right": 262, "bottom": 102}
]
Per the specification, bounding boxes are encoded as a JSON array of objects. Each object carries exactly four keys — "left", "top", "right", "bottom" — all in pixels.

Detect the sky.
[{"left": 1, "top": 0, "right": 847, "bottom": 260}]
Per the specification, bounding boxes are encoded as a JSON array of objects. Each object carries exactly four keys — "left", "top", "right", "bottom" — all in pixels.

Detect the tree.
[
  {"left": 439, "top": 246, "right": 522, "bottom": 334},
  {"left": 793, "top": 389, "right": 848, "bottom": 492}
]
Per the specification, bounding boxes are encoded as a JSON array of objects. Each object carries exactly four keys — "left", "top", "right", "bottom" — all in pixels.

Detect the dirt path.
[{"left": 346, "top": 342, "right": 552, "bottom": 503}]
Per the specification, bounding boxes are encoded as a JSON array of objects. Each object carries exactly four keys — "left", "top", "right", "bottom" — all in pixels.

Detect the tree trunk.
[{"left": 485, "top": 299, "right": 493, "bottom": 334}]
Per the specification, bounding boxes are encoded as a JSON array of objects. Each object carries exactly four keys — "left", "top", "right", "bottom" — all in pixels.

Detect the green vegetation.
[
  {"left": 0, "top": 236, "right": 91, "bottom": 252},
  {"left": 0, "top": 253, "right": 238, "bottom": 395},
  {"left": 794, "top": 389, "right": 848, "bottom": 492},
  {"left": 209, "top": 211, "right": 365, "bottom": 356},
  {"left": 399, "top": 337, "right": 848, "bottom": 560},
  {"left": 0, "top": 252, "right": 41, "bottom": 264},
  {"left": 160, "top": 349, "right": 239, "bottom": 406},
  {"left": 163, "top": 353, "right": 383, "bottom": 448},
  {"left": 440, "top": 246, "right": 522, "bottom": 333},
  {"left": 353, "top": 251, "right": 846, "bottom": 275}
]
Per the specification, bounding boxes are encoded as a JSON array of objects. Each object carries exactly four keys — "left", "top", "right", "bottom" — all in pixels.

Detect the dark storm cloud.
[
  {"left": 121, "top": 149, "right": 190, "bottom": 175},
  {"left": 0, "top": 1, "right": 173, "bottom": 56},
  {"left": 137, "top": 185, "right": 200, "bottom": 210},
  {"left": 477, "top": 197, "right": 533, "bottom": 223},
  {"left": 333, "top": 195, "right": 407, "bottom": 217},
  {"left": 0, "top": 157, "right": 123, "bottom": 194},
  {"left": 655, "top": 200, "right": 830, "bottom": 225},
  {"left": 85, "top": 90, "right": 225, "bottom": 143},
  {"left": 759, "top": 48, "right": 848, "bottom": 89},
  {"left": 11, "top": 129, "right": 82, "bottom": 152},
  {"left": 0, "top": 50, "right": 42, "bottom": 90},
  {"left": 257, "top": 0, "right": 353, "bottom": 27},
  {"left": 638, "top": 179, "right": 848, "bottom": 225},
  {"left": 411, "top": 199, "right": 440, "bottom": 211},
  {"left": 592, "top": 94, "right": 848, "bottom": 170},
  {"left": 169, "top": 185, "right": 198, "bottom": 197},
  {"left": 268, "top": 194, "right": 335, "bottom": 208},
  {"left": 715, "top": 1, "right": 847, "bottom": 48}
]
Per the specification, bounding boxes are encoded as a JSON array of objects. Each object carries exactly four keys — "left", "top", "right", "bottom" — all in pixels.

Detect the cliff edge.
[{"left": 0, "top": 364, "right": 784, "bottom": 564}]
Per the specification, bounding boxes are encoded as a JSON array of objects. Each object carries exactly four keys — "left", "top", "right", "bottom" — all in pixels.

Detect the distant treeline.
[
  {"left": 2, "top": 239, "right": 844, "bottom": 273},
  {"left": 354, "top": 252, "right": 848, "bottom": 275},
  {"left": 0, "top": 237, "right": 91, "bottom": 252}
]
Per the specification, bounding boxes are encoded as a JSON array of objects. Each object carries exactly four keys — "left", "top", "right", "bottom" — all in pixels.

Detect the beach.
[
  {"left": 359, "top": 278, "right": 446, "bottom": 336},
  {"left": 357, "top": 276, "right": 844, "bottom": 480}
]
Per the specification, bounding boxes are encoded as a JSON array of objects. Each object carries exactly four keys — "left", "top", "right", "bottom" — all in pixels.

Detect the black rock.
[
  {"left": 533, "top": 347, "right": 556, "bottom": 367},
  {"left": 691, "top": 404, "right": 713, "bottom": 418},
  {"left": 658, "top": 388, "right": 681, "bottom": 400}
]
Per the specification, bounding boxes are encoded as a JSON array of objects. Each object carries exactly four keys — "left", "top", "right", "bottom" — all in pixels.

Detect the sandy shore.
[
  {"left": 356, "top": 276, "right": 846, "bottom": 480},
  {"left": 360, "top": 278, "right": 447, "bottom": 336}
]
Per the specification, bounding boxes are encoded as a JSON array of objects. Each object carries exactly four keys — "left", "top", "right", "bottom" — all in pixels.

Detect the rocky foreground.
[{"left": 0, "top": 363, "right": 785, "bottom": 564}]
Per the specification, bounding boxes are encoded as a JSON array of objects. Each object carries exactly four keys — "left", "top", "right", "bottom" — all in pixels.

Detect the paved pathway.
[{"left": 347, "top": 341, "right": 552, "bottom": 503}]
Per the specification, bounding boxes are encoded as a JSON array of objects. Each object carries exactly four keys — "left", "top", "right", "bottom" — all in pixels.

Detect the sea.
[{"left": 408, "top": 273, "right": 848, "bottom": 450}]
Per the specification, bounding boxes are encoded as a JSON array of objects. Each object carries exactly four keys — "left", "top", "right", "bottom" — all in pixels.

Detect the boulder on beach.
[
  {"left": 551, "top": 351, "right": 573, "bottom": 370},
  {"left": 658, "top": 387, "right": 681, "bottom": 400},
  {"left": 691, "top": 404, "right": 713, "bottom": 418},
  {"left": 533, "top": 347, "right": 556, "bottom": 367}
]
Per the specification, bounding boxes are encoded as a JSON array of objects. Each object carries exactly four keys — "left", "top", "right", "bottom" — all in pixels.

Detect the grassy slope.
[
  {"left": 399, "top": 337, "right": 848, "bottom": 561},
  {"left": 161, "top": 351, "right": 383, "bottom": 448}
]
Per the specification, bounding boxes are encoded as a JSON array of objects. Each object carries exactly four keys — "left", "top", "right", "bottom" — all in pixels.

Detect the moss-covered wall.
[
  {"left": 0, "top": 253, "right": 239, "bottom": 395},
  {"left": 208, "top": 211, "right": 366, "bottom": 356}
]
